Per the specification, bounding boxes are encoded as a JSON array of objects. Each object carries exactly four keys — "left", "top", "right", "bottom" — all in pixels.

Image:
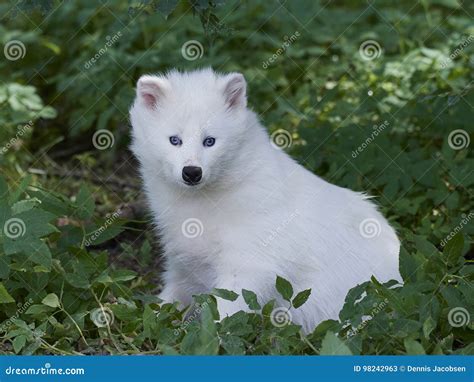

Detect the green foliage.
[
  {"left": 276, "top": 276, "right": 294, "bottom": 302},
  {"left": 0, "top": 0, "right": 472, "bottom": 355},
  {"left": 0, "top": 177, "right": 471, "bottom": 354}
]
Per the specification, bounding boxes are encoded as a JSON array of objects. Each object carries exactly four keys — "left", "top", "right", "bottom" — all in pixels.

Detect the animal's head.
[{"left": 130, "top": 68, "right": 252, "bottom": 190}]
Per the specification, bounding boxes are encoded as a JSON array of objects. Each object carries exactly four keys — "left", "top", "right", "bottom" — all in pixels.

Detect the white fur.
[{"left": 130, "top": 68, "right": 401, "bottom": 333}]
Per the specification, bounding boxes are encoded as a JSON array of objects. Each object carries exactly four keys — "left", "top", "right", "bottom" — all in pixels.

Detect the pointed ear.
[
  {"left": 136, "top": 75, "right": 169, "bottom": 109},
  {"left": 223, "top": 73, "right": 247, "bottom": 109}
]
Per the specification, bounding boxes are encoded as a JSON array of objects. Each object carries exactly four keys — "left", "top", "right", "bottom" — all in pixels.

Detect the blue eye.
[
  {"left": 203, "top": 137, "right": 215, "bottom": 147},
  {"left": 169, "top": 136, "right": 182, "bottom": 146}
]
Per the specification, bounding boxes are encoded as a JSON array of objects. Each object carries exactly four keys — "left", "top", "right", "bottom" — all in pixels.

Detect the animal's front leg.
[
  {"left": 159, "top": 283, "right": 188, "bottom": 305},
  {"left": 158, "top": 267, "right": 193, "bottom": 307}
]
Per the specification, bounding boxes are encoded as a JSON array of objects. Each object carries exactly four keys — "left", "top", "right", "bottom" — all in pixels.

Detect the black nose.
[{"left": 182, "top": 166, "right": 202, "bottom": 185}]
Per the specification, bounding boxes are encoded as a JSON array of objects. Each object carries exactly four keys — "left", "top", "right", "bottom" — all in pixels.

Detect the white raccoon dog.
[{"left": 129, "top": 68, "right": 401, "bottom": 333}]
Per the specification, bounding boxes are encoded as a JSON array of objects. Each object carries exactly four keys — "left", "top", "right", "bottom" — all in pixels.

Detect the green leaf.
[
  {"left": 212, "top": 288, "right": 238, "bottom": 301},
  {"left": 404, "top": 339, "right": 426, "bottom": 355},
  {"left": 75, "top": 184, "right": 95, "bottom": 220},
  {"left": 66, "top": 273, "right": 91, "bottom": 289},
  {"left": 198, "top": 303, "right": 219, "bottom": 354},
  {"left": 30, "top": 241, "right": 53, "bottom": 269},
  {"left": 444, "top": 232, "right": 464, "bottom": 265},
  {"left": 86, "top": 222, "right": 124, "bottom": 245},
  {"left": 110, "top": 270, "right": 137, "bottom": 282},
  {"left": 423, "top": 316, "right": 436, "bottom": 339},
  {"left": 0, "top": 256, "right": 11, "bottom": 279},
  {"left": 9, "top": 175, "right": 31, "bottom": 204},
  {"left": 25, "top": 304, "right": 55, "bottom": 315},
  {"left": 12, "top": 335, "right": 27, "bottom": 354},
  {"left": 399, "top": 245, "right": 420, "bottom": 282},
  {"left": 41, "top": 293, "right": 60, "bottom": 308},
  {"left": 181, "top": 304, "right": 219, "bottom": 355},
  {"left": 262, "top": 299, "right": 275, "bottom": 319},
  {"left": 276, "top": 276, "right": 293, "bottom": 302},
  {"left": 156, "top": 0, "right": 179, "bottom": 18},
  {"left": 220, "top": 334, "right": 245, "bottom": 355},
  {"left": 413, "top": 235, "right": 439, "bottom": 257},
  {"left": 0, "top": 176, "right": 9, "bottom": 200},
  {"left": 11, "top": 199, "right": 38, "bottom": 214},
  {"left": 242, "top": 289, "right": 260, "bottom": 310},
  {"left": 21, "top": 339, "right": 42, "bottom": 355},
  {"left": 0, "top": 282, "right": 15, "bottom": 304},
  {"left": 219, "top": 312, "right": 253, "bottom": 336},
  {"left": 142, "top": 305, "right": 156, "bottom": 339},
  {"left": 292, "top": 289, "right": 311, "bottom": 309},
  {"left": 320, "top": 331, "right": 352, "bottom": 355}
]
